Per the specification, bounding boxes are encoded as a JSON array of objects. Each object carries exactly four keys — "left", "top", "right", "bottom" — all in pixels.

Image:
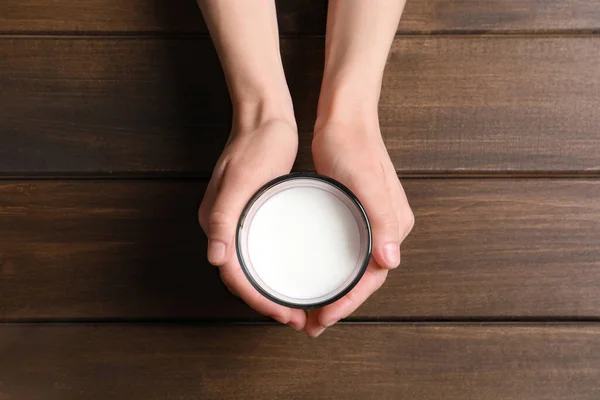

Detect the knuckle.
[
  {"left": 208, "top": 210, "right": 235, "bottom": 235},
  {"left": 374, "top": 211, "right": 400, "bottom": 233}
]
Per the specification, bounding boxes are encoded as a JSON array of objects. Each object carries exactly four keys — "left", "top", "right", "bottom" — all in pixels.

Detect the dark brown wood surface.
[
  {"left": 2, "top": 179, "right": 599, "bottom": 320},
  {"left": 2, "top": 0, "right": 599, "bottom": 34},
  {"left": 0, "top": 0, "right": 326, "bottom": 35},
  {"left": 2, "top": 37, "right": 599, "bottom": 175},
  {"left": 1, "top": 324, "right": 599, "bottom": 399},
  {"left": 2, "top": 1, "right": 600, "bottom": 397}
]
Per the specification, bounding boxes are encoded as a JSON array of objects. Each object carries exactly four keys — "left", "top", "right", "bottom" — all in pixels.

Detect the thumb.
[
  {"left": 351, "top": 175, "right": 400, "bottom": 269},
  {"left": 206, "top": 169, "right": 265, "bottom": 266}
]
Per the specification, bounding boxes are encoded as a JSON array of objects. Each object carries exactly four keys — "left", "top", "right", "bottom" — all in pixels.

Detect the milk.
[{"left": 238, "top": 175, "right": 370, "bottom": 307}]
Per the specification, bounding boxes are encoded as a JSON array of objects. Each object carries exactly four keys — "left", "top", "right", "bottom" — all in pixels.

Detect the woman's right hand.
[{"left": 198, "top": 118, "right": 307, "bottom": 331}]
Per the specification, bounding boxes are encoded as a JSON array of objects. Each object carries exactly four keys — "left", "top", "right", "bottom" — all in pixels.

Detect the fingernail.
[
  {"left": 312, "top": 326, "right": 326, "bottom": 338},
  {"left": 384, "top": 243, "right": 400, "bottom": 268},
  {"left": 208, "top": 240, "right": 226, "bottom": 265}
]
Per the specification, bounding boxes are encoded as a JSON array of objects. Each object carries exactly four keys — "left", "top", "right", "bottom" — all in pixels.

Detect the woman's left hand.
[{"left": 306, "top": 118, "right": 414, "bottom": 338}]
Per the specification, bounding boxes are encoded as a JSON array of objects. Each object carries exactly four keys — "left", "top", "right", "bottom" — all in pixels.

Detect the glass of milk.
[{"left": 236, "top": 173, "right": 372, "bottom": 309}]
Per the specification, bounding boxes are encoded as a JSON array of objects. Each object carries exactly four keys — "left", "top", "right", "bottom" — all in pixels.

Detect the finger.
[
  {"left": 206, "top": 165, "right": 268, "bottom": 266},
  {"left": 198, "top": 178, "right": 218, "bottom": 235},
  {"left": 349, "top": 168, "right": 401, "bottom": 269},
  {"left": 220, "top": 260, "right": 307, "bottom": 331},
  {"left": 305, "top": 260, "right": 387, "bottom": 338},
  {"left": 199, "top": 156, "right": 230, "bottom": 235},
  {"left": 383, "top": 161, "right": 415, "bottom": 243}
]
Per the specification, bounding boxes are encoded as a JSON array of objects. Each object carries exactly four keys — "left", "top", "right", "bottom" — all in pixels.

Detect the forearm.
[
  {"left": 317, "top": 0, "right": 406, "bottom": 124},
  {"left": 197, "top": 0, "right": 294, "bottom": 127}
]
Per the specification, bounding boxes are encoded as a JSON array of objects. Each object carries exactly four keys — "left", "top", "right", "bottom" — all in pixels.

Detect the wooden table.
[{"left": 1, "top": 1, "right": 600, "bottom": 398}]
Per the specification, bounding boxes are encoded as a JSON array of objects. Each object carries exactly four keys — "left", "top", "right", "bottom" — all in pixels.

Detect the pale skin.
[{"left": 197, "top": 0, "right": 414, "bottom": 338}]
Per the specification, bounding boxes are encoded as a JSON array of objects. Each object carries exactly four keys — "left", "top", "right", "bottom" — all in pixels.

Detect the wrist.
[
  {"left": 232, "top": 91, "right": 296, "bottom": 134},
  {"left": 315, "top": 83, "right": 380, "bottom": 137},
  {"left": 232, "top": 97, "right": 297, "bottom": 133}
]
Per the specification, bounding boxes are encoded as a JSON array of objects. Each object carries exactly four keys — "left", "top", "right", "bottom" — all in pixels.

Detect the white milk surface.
[{"left": 247, "top": 186, "right": 361, "bottom": 301}]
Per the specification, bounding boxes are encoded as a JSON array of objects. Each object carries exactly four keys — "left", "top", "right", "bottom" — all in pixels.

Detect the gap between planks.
[
  {"left": 2, "top": 172, "right": 600, "bottom": 181},
  {"left": 2, "top": 318, "right": 600, "bottom": 325},
  {"left": 0, "top": 31, "right": 599, "bottom": 39}
]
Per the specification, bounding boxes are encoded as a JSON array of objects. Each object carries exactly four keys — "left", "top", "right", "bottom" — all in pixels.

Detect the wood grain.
[
  {"left": 1, "top": 179, "right": 599, "bottom": 320},
  {"left": 1, "top": 0, "right": 599, "bottom": 33},
  {"left": 0, "top": 324, "right": 599, "bottom": 399},
  {"left": 0, "top": 0, "right": 326, "bottom": 35},
  {"left": 1, "top": 37, "right": 599, "bottom": 175},
  {"left": 381, "top": 36, "right": 600, "bottom": 173}
]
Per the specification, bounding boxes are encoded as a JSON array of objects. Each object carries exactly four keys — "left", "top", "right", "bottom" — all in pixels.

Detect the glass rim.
[{"left": 235, "top": 172, "right": 372, "bottom": 309}]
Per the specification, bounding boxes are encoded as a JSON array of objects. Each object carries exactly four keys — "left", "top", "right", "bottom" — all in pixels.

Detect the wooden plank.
[
  {"left": 1, "top": 0, "right": 599, "bottom": 33},
  {"left": 0, "top": 324, "right": 599, "bottom": 399},
  {"left": 382, "top": 36, "right": 600, "bottom": 173},
  {"left": 0, "top": 0, "right": 327, "bottom": 35},
  {"left": 2, "top": 37, "right": 599, "bottom": 175},
  {"left": 1, "top": 179, "right": 599, "bottom": 320},
  {"left": 0, "top": 38, "right": 231, "bottom": 175}
]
